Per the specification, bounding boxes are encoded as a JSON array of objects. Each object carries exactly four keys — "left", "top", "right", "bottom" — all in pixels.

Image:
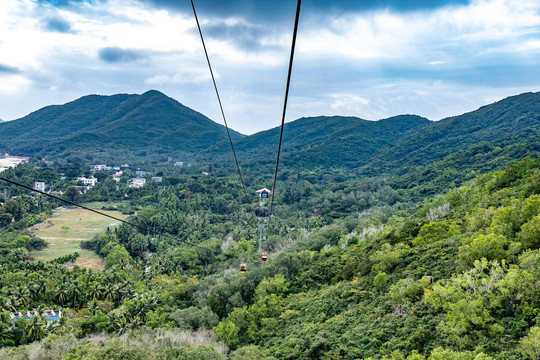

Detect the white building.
[
  {"left": 174, "top": 161, "right": 184, "bottom": 167},
  {"left": 128, "top": 178, "right": 146, "bottom": 188},
  {"left": 112, "top": 171, "right": 123, "bottom": 183},
  {"left": 77, "top": 176, "right": 98, "bottom": 186},
  {"left": 151, "top": 177, "right": 163, "bottom": 182},
  {"left": 93, "top": 165, "right": 111, "bottom": 172},
  {"left": 33, "top": 182, "right": 46, "bottom": 192}
]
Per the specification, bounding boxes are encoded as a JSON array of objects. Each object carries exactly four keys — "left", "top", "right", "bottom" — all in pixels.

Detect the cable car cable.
[
  {"left": 190, "top": 0, "right": 248, "bottom": 199},
  {"left": 0, "top": 175, "right": 214, "bottom": 253},
  {"left": 269, "top": 0, "right": 302, "bottom": 218}
]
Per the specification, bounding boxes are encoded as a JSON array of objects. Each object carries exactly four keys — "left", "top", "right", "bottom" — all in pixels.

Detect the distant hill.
[
  {"left": 1, "top": 90, "right": 539, "bottom": 174},
  {"left": 203, "top": 115, "right": 431, "bottom": 169},
  {"left": 0, "top": 90, "right": 244, "bottom": 161},
  {"left": 360, "top": 92, "right": 540, "bottom": 176}
]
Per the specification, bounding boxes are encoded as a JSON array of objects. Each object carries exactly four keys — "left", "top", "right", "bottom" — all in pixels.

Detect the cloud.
[
  {"left": 139, "top": 0, "right": 471, "bottom": 24},
  {"left": 144, "top": 66, "right": 210, "bottom": 85},
  {"left": 42, "top": 16, "right": 73, "bottom": 33},
  {"left": 202, "top": 19, "right": 272, "bottom": 51},
  {"left": 330, "top": 94, "right": 370, "bottom": 113},
  {"left": 0, "top": 64, "right": 21, "bottom": 74},
  {"left": 98, "top": 47, "right": 149, "bottom": 63}
]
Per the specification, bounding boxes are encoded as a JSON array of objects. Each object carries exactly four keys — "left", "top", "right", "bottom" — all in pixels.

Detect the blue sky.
[{"left": 1, "top": 0, "right": 539, "bottom": 134}]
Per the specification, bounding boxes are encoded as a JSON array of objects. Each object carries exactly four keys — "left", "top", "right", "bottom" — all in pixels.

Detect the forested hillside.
[
  {"left": 0, "top": 90, "right": 244, "bottom": 162},
  {"left": 203, "top": 115, "right": 431, "bottom": 169},
  {"left": 1, "top": 91, "right": 540, "bottom": 174},
  {"left": 0, "top": 92, "right": 540, "bottom": 359},
  {"left": 361, "top": 92, "right": 540, "bottom": 176},
  {"left": 0, "top": 155, "right": 539, "bottom": 359}
]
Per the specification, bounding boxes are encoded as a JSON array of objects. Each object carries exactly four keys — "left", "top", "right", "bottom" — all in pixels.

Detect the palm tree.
[
  {"left": 26, "top": 316, "right": 45, "bottom": 342},
  {"left": 88, "top": 282, "right": 102, "bottom": 301},
  {"left": 103, "top": 286, "right": 115, "bottom": 303},
  {"left": 0, "top": 322, "right": 11, "bottom": 342},
  {"left": 86, "top": 300, "right": 101, "bottom": 316},
  {"left": 13, "top": 286, "right": 31, "bottom": 307},
  {"left": 55, "top": 283, "right": 68, "bottom": 307},
  {"left": 67, "top": 280, "right": 82, "bottom": 308}
]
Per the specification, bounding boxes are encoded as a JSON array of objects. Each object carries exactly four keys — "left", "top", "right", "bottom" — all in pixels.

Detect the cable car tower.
[{"left": 255, "top": 188, "right": 271, "bottom": 253}]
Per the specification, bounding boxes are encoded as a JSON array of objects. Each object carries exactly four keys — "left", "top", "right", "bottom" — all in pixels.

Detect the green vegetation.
[
  {"left": 0, "top": 156, "right": 538, "bottom": 358},
  {"left": 0, "top": 90, "right": 243, "bottom": 162},
  {"left": 29, "top": 206, "right": 127, "bottom": 270},
  {"left": 0, "top": 91, "right": 540, "bottom": 358}
]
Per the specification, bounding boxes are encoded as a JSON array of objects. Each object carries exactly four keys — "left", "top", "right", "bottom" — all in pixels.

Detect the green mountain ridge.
[
  {"left": 1, "top": 90, "right": 540, "bottom": 178},
  {"left": 203, "top": 114, "right": 432, "bottom": 169},
  {"left": 360, "top": 92, "right": 540, "bottom": 176},
  {"left": 0, "top": 90, "right": 244, "bottom": 161}
]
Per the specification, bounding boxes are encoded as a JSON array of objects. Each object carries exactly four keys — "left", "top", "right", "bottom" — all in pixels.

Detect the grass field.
[{"left": 29, "top": 206, "right": 128, "bottom": 271}]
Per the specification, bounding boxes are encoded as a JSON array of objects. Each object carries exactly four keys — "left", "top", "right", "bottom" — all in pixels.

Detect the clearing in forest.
[{"left": 29, "top": 206, "right": 128, "bottom": 271}]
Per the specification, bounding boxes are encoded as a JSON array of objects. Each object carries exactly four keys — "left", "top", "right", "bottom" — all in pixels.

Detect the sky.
[{"left": 1, "top": 0, "right": 540, "bottom": 134}]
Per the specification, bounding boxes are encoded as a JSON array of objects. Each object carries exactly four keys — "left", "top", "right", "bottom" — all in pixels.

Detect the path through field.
[{"left": 29, "top": 206, "right": 128, "bottom": 271}]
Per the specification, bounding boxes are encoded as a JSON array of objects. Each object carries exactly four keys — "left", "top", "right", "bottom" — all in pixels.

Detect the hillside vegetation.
[
  {"left": 0, "top": 156, "right": 539, "bottom": 359},
  {"left": 0, "top": 90, "right": 243, "bottom": 162},
  {"left": 1, "top": 91, "right": 539, "bottom": 174},
  {"left": 0, "top": 92, "right": 540, "bottom": 359}
]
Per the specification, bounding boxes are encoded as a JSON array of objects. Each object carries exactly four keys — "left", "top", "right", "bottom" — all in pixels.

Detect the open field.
[
  {"left": 0, "top": 155, "right": 29, "bottom": 173},
  {"left": 29, "top": 206, "right": 128, "bottom": 271}
]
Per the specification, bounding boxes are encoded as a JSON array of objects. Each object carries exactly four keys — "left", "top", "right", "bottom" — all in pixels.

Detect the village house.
[
  {"left": 174, "top": 161, "right": 184, "bottom": 167},
  {"left": 112, "top": 171, "right": 123, "bottom": 183},
  {"left": 33, "top": 182, "right": 47, "bottom": 192},
  {"left": 151, "top": 176, "right": 163, "bottom": 182},
  {"left": 128, "top": 178, "right": 146, "bottom": 188},
  {"left": 77, "top": 176, "right": 98, "bottom": 187},
  {"left": 93, "top": 165, "right": 111, "bottom": 172}
]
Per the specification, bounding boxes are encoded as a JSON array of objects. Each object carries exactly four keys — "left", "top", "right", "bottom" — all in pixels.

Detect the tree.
[
  {"left": 26, "top": 316, "right": 45, "bottom": 342},
  {"left": 3, "top": 199, "right": 23, "bottom": 221},
  {"left": 458, "top": 233, "right": 508, "bottom": 269},
  {"left": 105, "top": 245, "right": 132, "bottom": 269},
  {"left": 370, "top": 243, "right": 410, "bottom": 273},
  {"left": 0, "top": 213, "right": 12, "bottom": 228},
  {"left": 64, "top": 186, "right": 81, "bottom": 203},
  {"left": 519, "top": 215, "right": 540, "bottom": 250},
  {"left": 519, "top": 326, "right": 540, "bottom": 360},
  {"left": 55, "top": 283, "right": 68, "bottom": 306}
]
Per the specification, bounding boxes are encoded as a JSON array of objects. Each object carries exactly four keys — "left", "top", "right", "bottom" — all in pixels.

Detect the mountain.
[
  {"left": 360, "top": 92, "right": 540, "bottom": 176},
  {"left": 2, "top": 90, "right": 539, "bottom": 174},
  {"left": 203, "top": 115, "right": 432, "bottom": 169},
  {"left": 0, "top": 90, "right": 244, "bottom": 161}
]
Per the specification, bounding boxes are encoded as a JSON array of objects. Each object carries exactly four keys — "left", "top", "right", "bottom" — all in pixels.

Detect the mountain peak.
[
  {"left": 141, "top": 89, "right": 167, "bottom": 98},
  {"left": 0, "top": 91, "right": 243, "bottom": 161}
]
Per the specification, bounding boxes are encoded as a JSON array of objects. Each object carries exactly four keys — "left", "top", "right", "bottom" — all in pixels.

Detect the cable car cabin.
[
  {"left": 240, "top": 264, "right": 247, "bottom": 273},
  {"left": 261, "top": 252, "right": 268, "bottom": 261}
]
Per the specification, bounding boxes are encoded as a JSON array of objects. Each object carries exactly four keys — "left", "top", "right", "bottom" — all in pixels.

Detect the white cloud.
[
  {"left": 330, "top": 94, "right": 370, "bottom": 112},
  {"left": 0, "top": 74, "right": 31, "bottom": 94},
  {"left": 298, "top": 0, "right": 540, "bottom": 64},
  {"left": 144, "top": 66, "right": 211, "bottom": 85}
]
